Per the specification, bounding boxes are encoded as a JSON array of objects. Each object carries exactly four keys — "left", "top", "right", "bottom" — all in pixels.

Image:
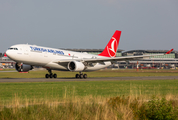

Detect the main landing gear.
[
  {"left": 45, "top": 69, "right": 57, "bottom": 78},
  {"left": 45, "top": 70, "right": 87, "bottom": 79},
  {"left": 75, "top": 72, "right": 87, "bottom": 79}
]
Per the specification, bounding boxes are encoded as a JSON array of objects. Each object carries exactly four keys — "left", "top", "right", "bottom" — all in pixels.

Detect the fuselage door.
[{"left": 23, "top": 45, "right": 29, "bottom": 56}]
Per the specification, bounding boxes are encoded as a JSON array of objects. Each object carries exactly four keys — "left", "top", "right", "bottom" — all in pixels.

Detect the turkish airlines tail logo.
[
  {"left": 99, "top": 30, "right": 121, "bottom": 57},
  {"left": 107, "top": 37, "right": 117, "bottom": 57}
]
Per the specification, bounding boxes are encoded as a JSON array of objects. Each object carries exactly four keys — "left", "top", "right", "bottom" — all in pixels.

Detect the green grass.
[
  {"left": 0, "top": 69, "right": 178, "bottom": 119},
  {"left": 0, "top": 69, "right": 178, "bottom": 102},
  {"left": 0, "top": 69, "right": 178, "bottom": 78},
  {"left": 0, "top": 79, "right": 178, "bottom": 102}
]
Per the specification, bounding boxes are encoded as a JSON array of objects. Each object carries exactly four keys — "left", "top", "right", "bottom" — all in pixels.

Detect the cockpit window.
[{"left": 8, "top": 48, "right": 18, "bottom": 50}]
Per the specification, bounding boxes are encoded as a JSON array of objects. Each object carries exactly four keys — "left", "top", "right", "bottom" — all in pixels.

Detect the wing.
[{"left": 53, "top": 49, "right": 174, "bottom": 63}]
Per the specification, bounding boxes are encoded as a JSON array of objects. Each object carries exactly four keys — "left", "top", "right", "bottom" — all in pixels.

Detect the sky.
[{"left": 0, "top": 0, "right": 178, "bottom": 53}]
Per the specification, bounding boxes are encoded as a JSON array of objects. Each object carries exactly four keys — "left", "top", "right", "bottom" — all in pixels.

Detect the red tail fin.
[
  {"left": 98, "top": 30, "right": 121, "bottom": 57},
  {"left": 4, "top": 53, "right": 7, "bottom": 57}
]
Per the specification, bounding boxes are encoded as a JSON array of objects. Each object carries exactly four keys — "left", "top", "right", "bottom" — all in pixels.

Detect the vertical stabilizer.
[
  {"left": 98, "top": 30, "right": 121, "bottom": 57},
  {"left": 4, "top": 53, "right": 7, "bottom": 57}
]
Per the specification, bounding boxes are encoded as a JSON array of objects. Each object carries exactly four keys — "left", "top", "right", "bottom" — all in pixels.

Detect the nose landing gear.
[
  {"left": 45, "top": 69, "right": 57, "bottom": 78},
  {"left": 75, "top": 72, "right": 87, "bottom": 79}
]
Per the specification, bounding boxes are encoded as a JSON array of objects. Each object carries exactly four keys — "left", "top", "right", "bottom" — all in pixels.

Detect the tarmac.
[{"left": 0, "top": 76, "right": 178, "bottom": 82}]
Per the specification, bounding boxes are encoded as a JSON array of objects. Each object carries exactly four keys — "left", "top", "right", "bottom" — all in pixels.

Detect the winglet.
[{"left": 165, "top": 49, "right": 174, "bottom": 54}]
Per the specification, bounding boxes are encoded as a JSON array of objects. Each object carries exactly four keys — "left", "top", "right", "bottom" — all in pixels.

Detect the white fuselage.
[{"left": 6, "top": 44, "right": 112, "bottom": 71}]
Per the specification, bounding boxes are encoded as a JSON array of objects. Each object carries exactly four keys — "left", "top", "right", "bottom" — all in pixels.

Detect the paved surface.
[{"left": 0, "top": 76, "right": 178, "bottom": 82}]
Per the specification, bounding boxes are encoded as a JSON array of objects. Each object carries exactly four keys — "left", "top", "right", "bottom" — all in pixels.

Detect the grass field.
[
  {"left": 0, "top": 79, "right": 178, "bottom": 120},
  {"left": 0, "top": 69, "right": 178, "bottom": 78},
  {"left": 0, "top": 69, "right": 178, "bottom": 101},
  {"left": 0, "top": 69, "right": 178, "bottom": 119},
  {"left": 0, "top": 79, "right": 178, "bottom": 101}
]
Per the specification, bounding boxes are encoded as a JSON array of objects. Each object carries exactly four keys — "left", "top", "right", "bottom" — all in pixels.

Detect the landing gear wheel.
[
  {"left": 45, "top": 69, "right": 58, "bottom": 79},
  {"left": 50, "top": 73, "right": 53, "bottom": 78},
  {"left": 83, "top": 74, "right": 87, "bottom": 79},
  {"left": 79, "top": 74, "right": 83, "bottom": 79},
  {"left": 76, "top": 74, "right": 80, "bottom": 78},
  {"left": 75, "top": 73, "right": 88, "bottom": 79},
  {"left": 53, "top": 74, "right": 57, "bottom": 78},
  {"left": 45, "top": 74, "right": 49, "bottom": 78}
]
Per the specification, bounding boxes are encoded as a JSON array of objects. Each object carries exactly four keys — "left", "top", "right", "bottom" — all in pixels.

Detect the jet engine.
[
  {"left": 15, "top": 63, "right": 33, "bottom": 72},
  {"left": 67, "top": 61, "right": 85, "bottom": 72}
]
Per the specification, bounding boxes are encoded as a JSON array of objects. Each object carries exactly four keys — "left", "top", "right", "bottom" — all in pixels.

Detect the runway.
[{"left": 0, "top": 76, "right": 178, "bottom": 82}]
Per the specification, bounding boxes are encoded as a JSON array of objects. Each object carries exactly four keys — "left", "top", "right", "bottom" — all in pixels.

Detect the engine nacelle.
[
  {"left": 67, "top": 61, "right": 85, "bottom": 72},
  {"left": 15, "top": 63, "right": 33, "bottom": 72}
]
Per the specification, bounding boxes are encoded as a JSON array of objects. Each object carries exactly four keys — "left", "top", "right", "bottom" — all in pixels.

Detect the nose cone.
[{"left": 6, "top": 50, "right": 13, "bottom": 59}]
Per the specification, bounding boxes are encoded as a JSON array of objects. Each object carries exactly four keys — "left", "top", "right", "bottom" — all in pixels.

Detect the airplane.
[{"left": 6, "top": 30, "right": 173, "bottom": 79}]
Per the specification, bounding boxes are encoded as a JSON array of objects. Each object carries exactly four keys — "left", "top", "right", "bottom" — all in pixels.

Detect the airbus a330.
[{"left": 6, "top": 30, "right": 173, "bottom": 79}]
